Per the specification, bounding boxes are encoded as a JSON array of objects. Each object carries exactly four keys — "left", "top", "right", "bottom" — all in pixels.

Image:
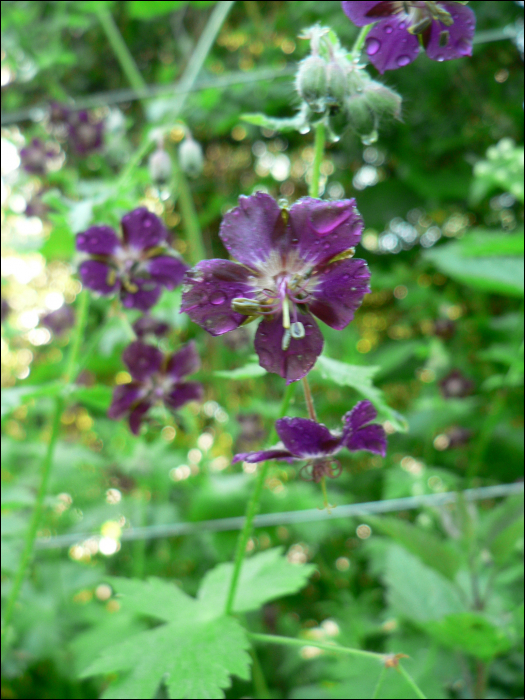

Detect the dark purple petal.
[
  {"left": 341, "top": 1, "right": 388, "bottom": 26},
  {"left": 342, "top": 401, "right": 387, "bottom": 456},
  {"left": 232, "top": 448, "right": 295, "bottom": 464},
  {"left": 146, "top": 255, "right": 188, "bottom": 289},
  {"left": 40, "top": 305, "right": 75, "bottom": 335},
  {"left": 68, "top": 112, "right": 104, "bottom": 154},
  {"left": 254, "top": 312, "right": 324, "bottom": 384},
  {"left": 121, "top": 278, "right": 162, "bottom": 311},
  {"left": 309, "top": 258, "right": 370, "bottom": 330},
  {"left": 219, "top": 192, "right": 285, "bottom": 268},
  {"left": 439, "top": 369, "right": 475, "bottom": 398},
  {"left": 424, "top": 2, "right": 475, "bottom": 61},
  {"left": 79, "top": 260, "right": 119, "bottom": 295},
  {"left": 122, "top": 341, "right": 163, "bottom": 382},
  {"left": 76, "top": 226, "right": 120, "bottom": 255},
  {"left": 164, "top": 381, "right": 203, "bottom": 410},
  {"left": 120, "top": 208, "right": 167, "bottom": 250},
  {"left": 288, "top": 198, "right": 364, "bottom": 266},
  {"left": 129, "top": 402, "right": 151, "bottom": 435},
  {"left": 364, "top": 18, "right": 420, "bottom": 74},
  {"left": 108, "top": 383, "right": 143, "bottom": 419},
  {"left": 132, "top": 316, "right": 170, "bottom": 338},
  {"left": 166, "top": 341, "right": 200, "bottom": 380},
  {"left": 181, "top": 259, "right": 255, "bottom": 336},
  {"left": 276, "top": 417, "right": 341, "bottom": 457}
]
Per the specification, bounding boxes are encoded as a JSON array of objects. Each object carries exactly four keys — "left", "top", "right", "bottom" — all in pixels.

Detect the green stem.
[
  {"left": 63, "top": 290, "right": 90, "bottom": 385},
  {"left": 250, "top": 647, "right": 271, "bottom": 699},
  {"left": 1, "top": 394, "right": 64, "bottom": 657},
  {"left": 309, "top": 122, "right": 325, "bottom": 198},
  {"left": 473, "top": 660, "right": 488, "bottom": 700},
  {"left": 248, "top": 632, "right": 384, "bottom": 662},
  {"left": 95, "top": 6, "right": 147, "bottom": 92},
  {"left": 467, "top": 392, "right": 505, "bottom": 485},
  {"left": 301, "top": 376, "right": 317, "bottom": 421},
  {"left": 372, "top": 665, "right": 387, "bottom": 699},
  {"left": 172, "top": 149, "right": 207, "bottom": 265},
  {"left": 224, "top": 383, "right": 296, "bottom": 615},
  {"left": 396, "top": 664, "right": 427, "bottom": 699},
  {"left": 351, "top": 25, "right": 372, "bottom": 60}
]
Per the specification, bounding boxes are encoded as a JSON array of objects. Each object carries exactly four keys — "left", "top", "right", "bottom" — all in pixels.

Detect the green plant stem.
[
  {"left": 1, "top": 394, "right": 64, "bottom": 657},
  {"left": 1, "top": 289, "right": 91, "bottom": 659},
  {"left": 172, "top": 150, "right": 207, "bottom": 264},
  {"left": 301, "top": 376, "right": 317, "bottom": 421},
  {"left": 473, "top": 660, "right": 488, "bottom": 700},
  {"left": 372, "top": 665, "right": 387, "bottom": 699},
  {"left": 396, "top": 664, "right": 427, "bottom": 699},
  {"left": 250, "top": 647, "right": 271, "bottom": 699},
  {"left": 95, "top": 6, "right": 147, "bottom": 92},
  {"left": 309, "top": 122, "right": 325, "bottom": 198},
  {"left": 351, "top": 25, "right": 372, "bottom": 59},
  {"left": 249, "top": 632, "right": 384, "bottom": 662},
  {"left": 224, "top": 383, "right": 296, "bottom": 615}
]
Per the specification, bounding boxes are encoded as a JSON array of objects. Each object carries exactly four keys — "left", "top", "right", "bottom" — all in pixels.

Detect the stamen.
[
  {"left": 232, "top": 298, "right": 262, "bottom": 315},
  {"left": 290, "top": 321, "right": 305, "bottom": 339},
  {"left": 282, "top": 296, "right": 291, "bottom": 329},
  {"left": 281, "top": 329, "right": 291, "bottom": 351}
]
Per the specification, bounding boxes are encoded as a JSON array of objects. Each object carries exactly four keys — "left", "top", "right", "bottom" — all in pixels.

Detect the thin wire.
[{"left": 33, "top": 481, "right": 524, "bottom": 551}]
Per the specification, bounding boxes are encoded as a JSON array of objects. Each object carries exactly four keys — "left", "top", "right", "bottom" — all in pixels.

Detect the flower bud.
[
  {"left": 148, "top": 147, "right": 172, "bottom": 184},
  {"left": 178, "top": 137, "right": 204, "bottom": 178},
  {"left": 364, "top": 81, "right": 402, "bottom": 122},
  {"left": 326, "top": 57, "right": 347, "bottom": 110},
  {"left": 296, "top": 54, "right": 328, "bottom": 113}
]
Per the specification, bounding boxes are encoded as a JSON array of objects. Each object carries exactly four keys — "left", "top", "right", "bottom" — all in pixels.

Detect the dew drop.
[
  {"left": 210, "top": 291, "right": 226, "bottom": 305},
  {"left": 361, "top": 130, "right": 378, "bottom": 146},
  {"left": 436, "top": 54, "right": 445, "bottom": 62},
  {"left": 384, "top": 24, "right": 393, "bottom": 34},
  {"left": 299, "top": 125, "right": 311, "bottom": 135},
  {"left": 396, "top": 55, "right": 411, "bottom": 67},
  {"left": 366, "top": 37, "right": 381, "bottom": 56}
]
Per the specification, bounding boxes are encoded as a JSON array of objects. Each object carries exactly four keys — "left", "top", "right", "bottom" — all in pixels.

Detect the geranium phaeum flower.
[
  {"left": 342, "top": 1, "right": 476, "bottom": 74},
  {"left": 67, "top": 110, "right": 104, "bottom": 154},
  {"left": 233, "top": 400, "right": 387, "bottom": 482},
  {"left": 132, "top": 315, "right": 170, "bottom": 339},
  {"left": 41, "top": 304, "right": 75, "bottom": 335},
  {"left": 19, "top": 138, "right": 56, "bottom": 175},
  {"left": 181, "top": 193, "right": 370, "bottom": 383},
  {"left": 108, "top": 340, "right": 203, "bottom": 434},
  {"left": 439, "top": 369, "right": 474, "bottom": 398},
  {"left": 76, "top": 207, "right": 188, "bottom": 311}
]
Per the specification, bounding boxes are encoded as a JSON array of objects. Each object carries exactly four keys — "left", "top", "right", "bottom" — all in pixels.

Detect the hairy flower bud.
[
  {"left": 326, "top": 57, "right": 347, "bottom": 110},
  {"left": 296, "top": 54, "right": 328, "bottom": 113},
  {"left": 148, "top": 147, "right": 172, "bottom": 184},
  {"left": 178, "top": 137, "right": 204, "bottom": 178}
]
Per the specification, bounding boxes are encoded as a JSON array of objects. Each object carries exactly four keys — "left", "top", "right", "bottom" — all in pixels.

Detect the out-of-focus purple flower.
[
  {"left": 132, "top": 315, "right": 170, "bottom": 339},
  {"left": 19, "top": 138, "right": 56, "bottom": 175},
  {"left": 445, "top": 426, "right": 472, "bottom": 448},
  {"left": 1, "top": 298, "right": 10, "bottom": 323},
  {"left": 233, "top": 400, "right": 387, "bottom": 482},
  {"left": 108, "top": 340, "right": 203, "bottom": 435},
  {"left": 433, "top": 318, "right": 456, "bottom": 340},
  {"left": 25, "top": 191, "right": 51, "bottom": 219},
  {"left": 439, "top": 369, "right": 475, "bottom": 398},
  {"left": 181, "top": 193, "right": 370, "bottom": 383},
  {"left": 41, "top": 304, "right": 75, "bottom": 335},
  {"left": 76, "top": 207, "right": 188, "bottom": 311},
  {"left": 67, "top": 111, "right": 104, "bottom": 154},
  {"left": 342, "top": 1, "right": 476, "bottom": 74},
  {"left": 235, "top": 413, "right": 266, "bottom": 452},
  {"left": 49, "top": 101, "right": 71, "bottom": 126}
]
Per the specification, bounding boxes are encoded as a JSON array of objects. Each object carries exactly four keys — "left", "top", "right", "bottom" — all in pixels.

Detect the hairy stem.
[
  {"left": 372, "top": 665, "right": 387, "bottom": 699},
  {"left": 351, "top": 25, "right": 372, "bottom": 59},
  {"left": 397, "top": 663, "right": 427, "bottom": 699},
  {"left": 473, "top": 660, "right": 488, "bottom": 699},
  {"left": 172, "top": 149, "right": 207, "bottom": 264},
  {"left": 301, "top": 376, "right": 317, "bottom": 421},
  {"left": 309, "top": 122, "right": 325, "bottom": 198},
  {"left": 95, "top": 6, "right": 147, "bottom": 92},
  {"left": 64, "top": 290, "right": 90, "bottom": 384},
  {"left": 249, "top": 632, "right": 384, "bottom": 661},
  {"left": 224, "top": 382, "right": 296, "bottom": 615}
]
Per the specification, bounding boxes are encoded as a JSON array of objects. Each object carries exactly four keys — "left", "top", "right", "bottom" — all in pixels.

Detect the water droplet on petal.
[
  {"left": 299, "top": 124, "right": 311, "bottom": 135},
  {"left": 396, "top": 55, "right": 411, "bottom": 67},
  {"left": 210, "top": 291, "right": 227, "bottom": 305},
  {"left": 457, "top": 39, "right": 471, "bottom": 56},
  {"left": 436, "top": 54, "right": 445, "bottom": 62},
  {"left": 366, "top": 37, "right": 381, "bottom": 56},
  {"left": 384, "top": 24, "right": 393, "bottom": 34}
]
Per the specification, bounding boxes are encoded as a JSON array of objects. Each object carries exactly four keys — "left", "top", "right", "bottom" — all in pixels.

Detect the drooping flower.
[
  {"left": 439, "top": 369, "right": 475, "bottom": 398},
  {"left": 181, "top": 193, "right": 370, "bottom": 383},
  {"left": 19, "top": 138, "right": 57, "bottom": 175},
  {"left": 342, "top": 1, "right": 476, "bottom": 74},
  {"left": 41, "top": 304, "right": 75, "bottom": 335},
  {"left": 233, "top": 400, "right": 387, "bottom": 482},
  {"left": 67, "top": 110, "right": 104, "bottom": 154},
  {"left": 76, "top": 207, "right": 188, "bottom": 311},
  {"left": 108, "top": 340, "right": 203, "bottom": 434}
]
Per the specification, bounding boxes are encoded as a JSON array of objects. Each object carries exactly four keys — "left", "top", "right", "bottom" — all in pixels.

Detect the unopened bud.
[
  {"left": 148, "top": 147, "right": 172, "bottom": 184},
  {"left": 326, "top": 57, "right": 347, "bottom": 109},
  {"left": 178, "top": 137, "right": 204, "bottom": 178},
  {"left": 296, "top": 54, "right": 328, "bottom": 113},
  {"left": 364, "top": 81, "right": 402, "bottom": 121}
]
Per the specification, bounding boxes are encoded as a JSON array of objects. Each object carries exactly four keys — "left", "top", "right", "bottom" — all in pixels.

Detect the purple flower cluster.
[
  {"left": 19, "top": 138, "right": 57, "bottom": 175},
  {"left": 181, "top": 193, "right": 370, "bottom": 383},
  {"left": 76, "top": 207, "right": 188, "bottom": 311},
  {"left": 41, "top": 304, "right": 75, "bottom": 336},
  {"left": 108, "top": 341, "right": 203, "bottom": 434},
  {"left": 233, "top": 400, "right": 387, "bottom": 482},
  {"left": 342, "top": 1, "right": 476, "bottom": 74},
  {"left": 49, "top": 102, "right": 105, "bottom": 155}
]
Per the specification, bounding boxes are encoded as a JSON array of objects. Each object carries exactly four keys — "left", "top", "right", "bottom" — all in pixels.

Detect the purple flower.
[
  {"left": 19, "top": 138, "right": 56, "bottom": 175},
  {"left": 76, "top": 207, "right": 188, "bottom": 311},
  {"left": 342, "top": 1, "right": 476, "bottom": 74},
  {"left": 41, "top": 304, "right": 75, "bottom": 335},
  {"left": 108, "top": 340, "right": 203, "bottom": 435},
  {"left": 132, "top": 315, "right": 170, "bottom": 339},
  {"left": 181, "top": 193, "right": 370, "bottom": 383},
  {"left": 439, "top": 369, "right": 475, "bottom": 398},
  {"left": 67, "top": 110, "right": 104, "bottom": 154},
  {"left": 233, "top": 400, "right": 387, "bottom": 482}
]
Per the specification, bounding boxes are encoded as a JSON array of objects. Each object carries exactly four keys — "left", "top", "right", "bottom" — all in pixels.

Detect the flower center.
[
  {"left": 143, "top": 372, "right": 174, "bottom": 403},
  {"left": 393, "top": 1, "right": 453, "bottom": 34}
]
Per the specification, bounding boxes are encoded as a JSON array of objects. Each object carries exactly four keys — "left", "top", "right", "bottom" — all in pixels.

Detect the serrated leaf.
[
  {"left": 426, "top": 612, "right": 513, "bottom": 661},
  {"left": 314, "top": 355, "right": 408, "bottom": 432},
  {"left": 365, "top": 515, "right": 463, "bottom": 580},
  {"left": 384, "top": 545, "right": 465, "bottom": 623},
  {"left": 80, "top": 576, "right": 251, "bottom": 699},
  {"left": 199, "top": 547, "right": 315, "bottom": 614}
]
